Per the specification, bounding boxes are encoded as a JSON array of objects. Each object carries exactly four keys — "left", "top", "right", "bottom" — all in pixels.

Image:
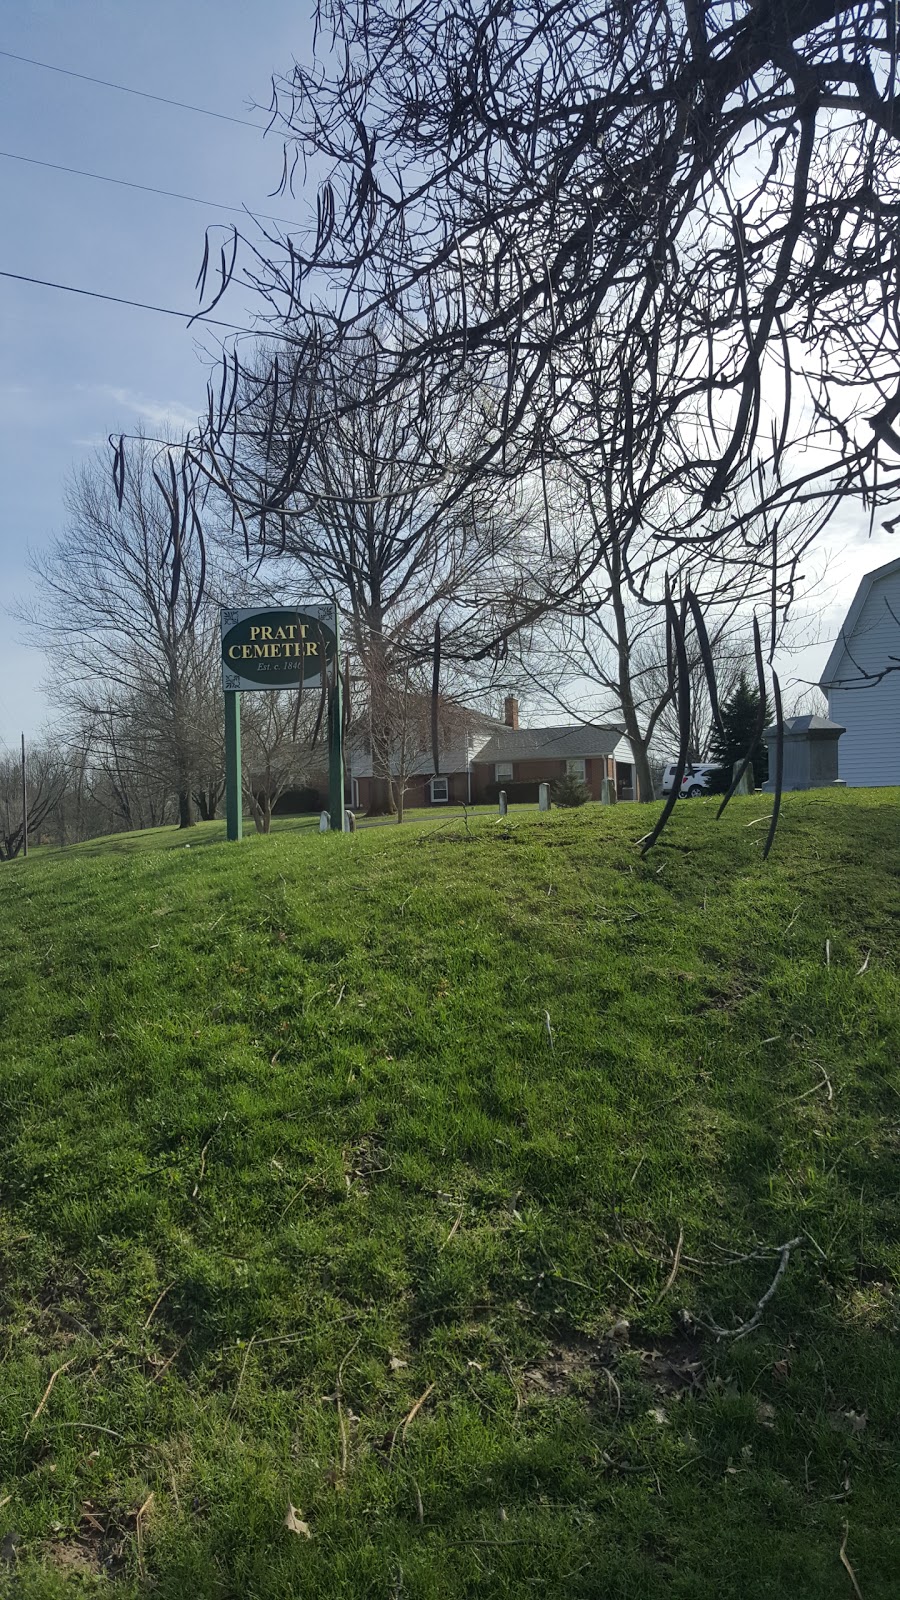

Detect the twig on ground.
[
  {"left": 602, "top": 1367, "right": 622, "bottom": 1422},
  {"left": 135, "top": 1491, "right": 155, "bottom": 1578},
  {"left": 503, "top": 1360, "right": 525, "bottom": 1418},
  {"left": 277, "top": 1174, "right": 317, "bottom": 1223},
  {"left": 656, "top": 1227, "right": 685, "bottom": 1301},
  {"left": 839, "top": 1522, "right": 865, "bottom": 1599},
  {"left": 544, "top": 1011, "right": 555, "bottom": 1051},
  {"left": 745, "top": 815, "right": 771, "bottom": 829},
  {"left": 227, "top": 1335, "right": 256, "bottom": 1421},
  {"left": 826, "top": 939, "right": 832, "bottom": 968},
  {"left": 192, "top": 1112, "right": 228, "bottom": 1198},
  {"left": 336, "top": 1335, "right": 361, "bottom": 1475},
  {"left": 143, "top": 1282, "right": 174, "bottom": 1330},
  {"left": 26, "top": 1356, "right": 76, "bottom": 1435},
  {"left": 440, "top": 1208, "right": 464, "bottom": 1250},
  {"left": 856, "top": 952, "right": 870, "bottom": 976},
  {"left": 788, "top": 1068, "right": 833, "bottom": 1104},
  {"left": 698, "top": 1237, "right": 803, "bottom": 1339},
  {"left": 150, "top": 1341, "right": 185, "bottom": 1384},
  {"left": 414, "top": 1480, "right": 424, "bottom": 1523},
  {"left": 44, "top": 1422, "right": 130, "bottom": 1440},
  {"left": 784, "top": 902, "right": 802, "bottom": 932},
  {"left": 401, "top": 1382, "right": 436, "bottom": 1441}
]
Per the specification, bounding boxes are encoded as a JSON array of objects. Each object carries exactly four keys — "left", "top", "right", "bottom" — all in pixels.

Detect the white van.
[{"left": 660, "top": 762, "right": 723, "bottom": 798}]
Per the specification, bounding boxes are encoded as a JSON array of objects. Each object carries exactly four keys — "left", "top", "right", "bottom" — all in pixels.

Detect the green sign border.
[{"left": 221, "top": 604, "right": 336, "bottom": 693}]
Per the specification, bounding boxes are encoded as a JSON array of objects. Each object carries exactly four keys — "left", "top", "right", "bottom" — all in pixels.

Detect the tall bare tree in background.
[
  {"left": 208, "top": 325, "right": 540, "bottom": 810},
  {"left": 26, "top": 436, "right": 221, "bottom": 829},
  {"left": 184, "top": 0, "right": 900, "bottom": 829},
  {"left": 0, "top": 745, "right": 66, "bottom": 860}
]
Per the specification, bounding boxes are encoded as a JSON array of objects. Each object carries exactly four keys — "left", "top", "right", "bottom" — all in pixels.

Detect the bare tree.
[
  {"left": 181, "top": 1, "right": 900, "bottom": 839},
  {"left": 25, "top": 437, "right": 221, "bottom": 829},
  {"left": 240, "top": 692, "right": 326, "bottom": 833},
  {"left": 209, "top": 325, "right": 539, "bottom": 810},
  {"left": 0, "top": 744, "right": 66, "bottom": 860},
  {"left": 241, "top": 0, "right": 900, "bottom": 531}
]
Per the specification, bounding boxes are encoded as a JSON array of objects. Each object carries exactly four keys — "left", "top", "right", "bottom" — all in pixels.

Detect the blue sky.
[
  {"left": 1, "top": 4, "right": 897, "bottom": 750},
  {"left": 0, "top": 0, "right": 310, "bottom": 746}
]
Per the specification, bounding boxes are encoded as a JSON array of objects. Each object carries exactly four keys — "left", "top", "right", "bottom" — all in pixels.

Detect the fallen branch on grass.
[
  {"left": 655, "top": 1227, "right": 685, "bottom": 1302},
  {"left": 401, "top": 1382, "right": 436, "bottom": 1441},
  {"left": 697, "top": 1237, "right": 803, "bottom": 1340},
  {"left": 192, "top": 1112, "right": 229, "bottom": 1199},
  {"left": 840, "top": 1521, "right": 865, "bottom": 1599},
  {"left": 25, "top": 1356, "right": 76, "bottom": 1436}
]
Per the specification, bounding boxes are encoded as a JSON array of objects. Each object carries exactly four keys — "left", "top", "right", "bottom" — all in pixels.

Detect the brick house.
[
  {"left": 471, "top": 699, "right": 639, "bottom": 801},
  {"left": 347, "top": 696, "right": 639, "bottom": 810}
]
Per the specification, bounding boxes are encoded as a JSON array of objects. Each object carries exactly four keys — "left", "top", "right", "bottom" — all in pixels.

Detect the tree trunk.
[
  {"left": 366, "top": 615, "right": 396, "bottom": 815},
  {"left": 609, "top": 550, "right": 656, "bottom": 802},
  {"left": 193, "top": 788, "right": 219, "bottom": 821},
  {"left": 177, "top": 788, "right": 195, "bottom": 828}
]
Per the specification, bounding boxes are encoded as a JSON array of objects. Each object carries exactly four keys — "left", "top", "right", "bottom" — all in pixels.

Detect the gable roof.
[
  {"left": 762, "top": 715, "right": 845, "bottom": 738},
  {"left": 473, "top": 723, "right": 627, "bottom": 763},
  {"left": 820, "top": 554, "right": 900, "bottom": 688}
]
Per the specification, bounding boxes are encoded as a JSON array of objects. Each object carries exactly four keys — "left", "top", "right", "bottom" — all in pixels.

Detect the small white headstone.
[
  {"left": 601, "top": 778, "right": 616, "bottom": 806},
  {"left": 732, "top": 760, "right": 753, "bottom": 796},
  {"left": 319, "top": 811, "right": 330, "bottom": 832},
  {"left": 498, "top": 790, "right": 508, "bottom": 816},
  {"left": 344, "top": 809, "right": 356, "bottom": 832},
  {"left": 539, "top": 782, "right": 550, "bottom": 811}
]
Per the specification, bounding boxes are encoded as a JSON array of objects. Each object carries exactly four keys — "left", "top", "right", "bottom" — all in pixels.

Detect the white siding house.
[{"left": 819, "top": 555, "right": 900, "bottom": 786}]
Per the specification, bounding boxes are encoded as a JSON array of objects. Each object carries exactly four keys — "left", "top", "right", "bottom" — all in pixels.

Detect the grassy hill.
[{"left": 1, "top": 792, "right": 898, "bottom": 1597}]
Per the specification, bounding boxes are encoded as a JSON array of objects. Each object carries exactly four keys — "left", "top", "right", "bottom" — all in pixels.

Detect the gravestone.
[
  {"left": 539, "top": 783, "right": 550, "bottom": 811},
  {"left": 732, "top": 760, "right": 753, "bottom": 795},
  {"left": 762, "top": 716, "right": 845, "bottom": 791}
]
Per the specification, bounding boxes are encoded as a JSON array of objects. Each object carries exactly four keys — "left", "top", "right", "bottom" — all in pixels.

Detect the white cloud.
[{"left": 86, "top": 384, "right": 199, "bottom": 436}]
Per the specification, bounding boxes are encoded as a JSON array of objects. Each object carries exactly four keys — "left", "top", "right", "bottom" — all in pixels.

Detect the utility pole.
[{"left": 21, "top": 733, "right": 28, "bottom": 857}]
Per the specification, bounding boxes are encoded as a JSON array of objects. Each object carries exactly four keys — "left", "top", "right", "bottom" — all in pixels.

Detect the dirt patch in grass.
[
  {"left": 44, "top": 1502, "right": 132, "bottom": 1581},
  {"left": 627, "top": 1332, "right": 708, "bottom": 1397}
]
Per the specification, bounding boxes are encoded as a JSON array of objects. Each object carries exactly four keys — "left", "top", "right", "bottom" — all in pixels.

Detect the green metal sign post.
[
  {"left": 327, "top": 614, "right": 344, "bottom": 829},
  {"left": 221, "top": 603, "right": 344, "bottom": 838},
  {"left": 224, "top": 690, "right": 242, "bottom": 842}
]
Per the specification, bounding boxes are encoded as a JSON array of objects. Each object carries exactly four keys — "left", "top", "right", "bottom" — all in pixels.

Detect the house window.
[
  {"left": 430, "top": 776, "right": 449, "bottom": 803},
  {"left": 495, "top": 761, "right": 513, "bottom": 782},
  {"left": 566, "top": 758, "right": 586, "bottom": 781}
]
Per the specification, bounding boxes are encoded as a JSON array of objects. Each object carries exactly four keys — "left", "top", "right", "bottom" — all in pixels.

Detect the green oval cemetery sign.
[{"left": 221, "top": 604, "right": 337, "bottom": 693}]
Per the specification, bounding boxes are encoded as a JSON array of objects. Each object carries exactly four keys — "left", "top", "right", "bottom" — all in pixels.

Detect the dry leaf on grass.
[
  {"left": 284, "top": 1504, "right": 312, "bottom": 1538},
  {"left": 389, "top": 1356, "right": 408, "bottom": 1372}
]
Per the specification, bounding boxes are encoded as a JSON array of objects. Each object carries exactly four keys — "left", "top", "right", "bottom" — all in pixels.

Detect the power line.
[
  {"left": 0, "top": 267, "right": 245, "bottom": 330},
  {"left": 0, "top": 266, "right": 310, "bottom": 346},
  {"left": 0, "top": 47, "right": 269, "bottom": 131},
  {"left": 0, "top": 147, "right": 297, "bottom": 228}
]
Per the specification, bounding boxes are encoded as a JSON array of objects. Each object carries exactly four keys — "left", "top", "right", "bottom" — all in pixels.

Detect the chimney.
[{"left": 504, "top": 695, "right": 519, "bottom": 730}]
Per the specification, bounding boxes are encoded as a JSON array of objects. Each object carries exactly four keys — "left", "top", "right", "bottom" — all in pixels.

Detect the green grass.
[
  {"left": 1, "top": 790, "right": 898, "bottom": 1597},
  {"left": 29, "top": 803, "right": 532, "bottom": 859}
]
